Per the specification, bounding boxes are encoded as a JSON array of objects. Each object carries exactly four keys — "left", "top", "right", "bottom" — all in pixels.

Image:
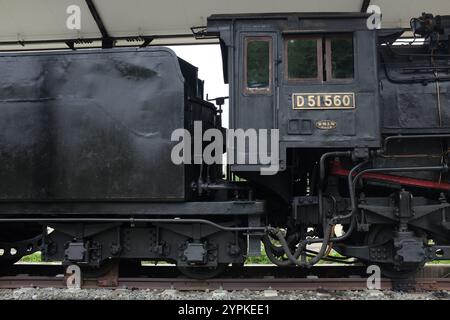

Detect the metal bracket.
[
  {"left": 64, "top": 240, "right": 102, "bottom": 267},
  {"left": 352, "top": 147, "right": 370, "bottom": 161},
  {"left": 178, "top": 241, "right": 218, "bottom": 267},
  {"left": 427, "top": 245, "right": 450, "bottom": 260},
  {"left": 247, "top": 215, "right": 263, "bottom": 257}
]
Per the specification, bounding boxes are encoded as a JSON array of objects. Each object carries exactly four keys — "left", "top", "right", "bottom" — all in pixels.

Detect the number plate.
[{"left": 292, "top": 93, "right": 355, "bottom": 110}]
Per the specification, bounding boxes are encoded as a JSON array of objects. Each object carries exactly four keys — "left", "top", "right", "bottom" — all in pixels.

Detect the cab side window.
[
  {"left": 245, "top": 37, "right": 272, "bottom": 93},
  {"left": 285, "top": 34, "right": 354, "bottom": 82},
  {"left": 286, "top": 37, "right": 322, "bottom": 80},
  {"left": 326, "top": 37, "right": 354, "bottom": 80}
]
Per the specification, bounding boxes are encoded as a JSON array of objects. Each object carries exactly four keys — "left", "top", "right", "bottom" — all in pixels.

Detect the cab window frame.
[
  {"left": 284, "top": 36, "right": 323, "bottom": 82},
  {"left": 325, "top": 35, "right": 354, "bottom": 82},
  {"left": 284, "top": 33, "right": 354, "bottom": 83},
  {"left": 243, "top": 36, "right": 273, "bottom": 95}
]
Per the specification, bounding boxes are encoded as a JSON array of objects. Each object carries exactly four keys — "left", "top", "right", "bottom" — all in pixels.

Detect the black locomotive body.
[
  {"left": 0, "top": 48, "right": 264, "bottom": 276},
  {"left": 206, "top": 12, "right": 450, "bottom": 276},
  {"left": 0, "top": 12, "right": 450, "bottom": 279},
  {"left": 0, "top": 48, "right": 205, "bottom": 201}
]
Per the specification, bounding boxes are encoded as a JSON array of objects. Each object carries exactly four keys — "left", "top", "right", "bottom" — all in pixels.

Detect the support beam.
[
  {"left": 0, "top": 34, "right": 211, "bottom": 52},
  {"left": 140, "top": 37, "right": 154, "bottom": 48},
  {"left": 85, "top": 0, "right": 114, "bottom": 48},
  {"left": 65, "top": 41, "right": 75, "bottom": 50},
  {"left": 361, "top": 0, "right": 371, "bottom": 13}
]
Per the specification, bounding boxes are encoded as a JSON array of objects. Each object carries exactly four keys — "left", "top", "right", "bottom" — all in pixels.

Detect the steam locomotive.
[{"left": 0, "top": 12, "right": 449, "bottom": 279}]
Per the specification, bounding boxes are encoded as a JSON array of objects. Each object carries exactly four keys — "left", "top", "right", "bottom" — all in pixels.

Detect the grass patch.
[
  {"left": 428, "top": 260, "right": 450, "bottom": 264},
  {"left": 19, "top": 252, "right": 41, "bottom": 263},
  {"left": 21, "top": 248, "right": 447, "bottom": 265},
  {"left": 244, "top": 247, "right": 349, "bottom": 265},
  {"left": 245, "top": 248, "right": 271, "bottom": 264}
]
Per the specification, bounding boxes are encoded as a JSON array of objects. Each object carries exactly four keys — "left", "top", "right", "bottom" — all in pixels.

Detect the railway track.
[{"left": 0, "top": 264, "right": 449, "bottom": 291}]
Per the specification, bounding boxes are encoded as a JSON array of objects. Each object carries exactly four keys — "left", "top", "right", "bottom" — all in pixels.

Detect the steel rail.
[
  {"left": 0, "top": 275, "right": 449, "bottom": 291},
  {"left": 0, "top": 265, "right": 449, "bottom": 291}
]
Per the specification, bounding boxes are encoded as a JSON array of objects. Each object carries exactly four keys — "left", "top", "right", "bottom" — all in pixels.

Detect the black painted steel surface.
[{"left": 0, "top": 48, "right": 186, "bottom": 201}]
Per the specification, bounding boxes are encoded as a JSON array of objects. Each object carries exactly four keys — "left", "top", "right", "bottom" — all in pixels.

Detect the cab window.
[
  {"left": 286, "top": 37, "right": 322, "bottom": 80},
  {"left": 285, "top": 34, "right": 354, "bottom": 82},
  {"left": 326, "top": 37, "right": 354, "bottom": 80},
  {"left": 245, "top": 37, "right": 272, "bottom": 93}
]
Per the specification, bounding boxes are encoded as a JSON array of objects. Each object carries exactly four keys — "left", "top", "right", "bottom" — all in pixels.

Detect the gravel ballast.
[{"left": 0, "top": 288, "right": 449, "bottom": 300}]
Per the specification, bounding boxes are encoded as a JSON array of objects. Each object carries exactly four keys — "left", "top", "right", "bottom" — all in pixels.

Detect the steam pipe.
[
  {"left": 384, "top": 134, "right": 450, "bottom": 152},
  {"left": 0, "top": 217, "right": 266, "bottom": 232},
  {"left": 352, "top": 165, "right": 448, "bottom": 190},
  {"left": 264, "top": 158, "right": 367, "bottom": 267}
]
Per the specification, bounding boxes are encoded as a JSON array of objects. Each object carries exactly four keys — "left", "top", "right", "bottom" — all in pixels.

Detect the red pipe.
[{"left": 329, "top": 161, "right": 450, "bottom": 191}]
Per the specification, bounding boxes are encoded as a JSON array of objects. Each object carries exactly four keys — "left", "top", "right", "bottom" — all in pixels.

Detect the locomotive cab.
[
  {"left": 207, "top": 13, "right": 381, "bottom": 173},
  {"left": 207, "top": 13, "right": 450, "bottom": 277}
]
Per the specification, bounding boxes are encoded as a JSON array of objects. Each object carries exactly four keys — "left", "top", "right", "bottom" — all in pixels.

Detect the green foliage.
[
  {"left": 245, "top": 248, "right": 271, "bottom": 264},
  {"left": 244, "top": 246, "right": 349, "bottom": 265},
  {"left": 19, "top": 252, "right": 41, "bottom": 263},
  {"left": 15, "top": 249, "right": 450, "bottom": 265},
  {"left": 428, "top": 260, "right": 450, "bottom": 264},
  {"left": 287, "top": 39, "right": 318, "bottom": 79},
  {"left": 331, "top": 38, "right": 354, "bottom": 78}
]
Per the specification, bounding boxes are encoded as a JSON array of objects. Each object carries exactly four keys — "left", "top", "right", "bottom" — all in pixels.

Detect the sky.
[{"left": 169, "top": 44, "right": 229, "bottom": 128}]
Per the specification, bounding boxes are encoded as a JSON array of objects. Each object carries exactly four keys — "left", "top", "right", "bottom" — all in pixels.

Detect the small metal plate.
[
  {"left": 292, "top": 93, "right": 355, "bottom": 110},
  {"left": 316, "top": 120, "right": 337, "bottom": 130}
]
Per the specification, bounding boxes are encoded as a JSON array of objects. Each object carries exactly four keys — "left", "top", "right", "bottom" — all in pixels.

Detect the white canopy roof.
[{"left": 0, "top": 0, "right": 449, "bottom": 50}]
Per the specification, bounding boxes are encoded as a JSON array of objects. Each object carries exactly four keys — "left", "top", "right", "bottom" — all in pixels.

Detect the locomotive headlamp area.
[{"left": 1, "top": 12, "right": 450, "bottom": 280}]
